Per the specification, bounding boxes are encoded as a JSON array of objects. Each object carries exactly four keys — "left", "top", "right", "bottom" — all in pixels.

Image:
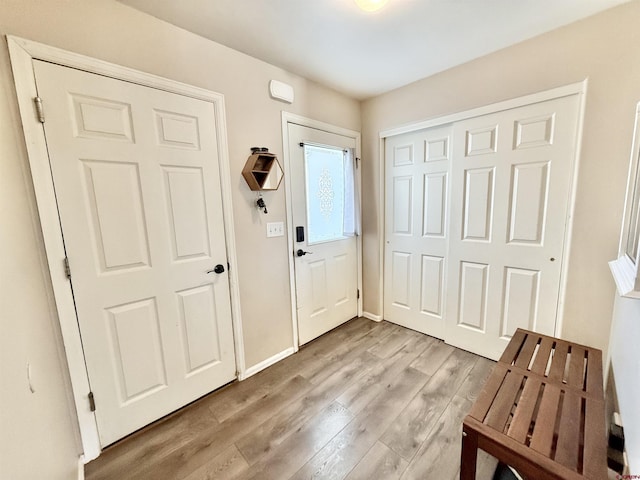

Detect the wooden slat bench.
[{"left": 460, "top": 328, "right": 607, "bottom": 480}]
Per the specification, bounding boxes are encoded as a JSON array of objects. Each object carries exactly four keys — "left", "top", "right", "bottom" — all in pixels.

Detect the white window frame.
[{"left": 610, "top": 102, "right": 640, "bottom": 298}]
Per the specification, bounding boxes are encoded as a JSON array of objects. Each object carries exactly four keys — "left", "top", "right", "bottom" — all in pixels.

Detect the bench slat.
[
  {"left": 555, "top": 390, "right": 582, "bottom": 469},
  {"left": 548, "top": 342, "right": 569, "bottom": 382},
  {"left": 530, "top": 337, "right": 554, "bottom": 376},
  {"left": 567, "top": 346, "right": 586, "bottom": 389},
  {"left": 514, "top": 334, "right": 540, "bottom": 370},
  {"left": 583, "top": 396, "right": 607, "bottom": 478},
  {"left": 529, "top": 384, "right": 561, "bottom": 456},
  {"left": 500, "top": 329, "right": 527, "bottom": 364},
  {"left": 469, "top": 364, "right": 509, "bottom": 421},
  {"left": 586, "top": 349, "right": 603, "bottom": 397},
  {"left": 485, "top": 371, "right": 523, "bottom": 431},
  {"left": 507, "top": 376, "right": 542, "bottom": 444}
]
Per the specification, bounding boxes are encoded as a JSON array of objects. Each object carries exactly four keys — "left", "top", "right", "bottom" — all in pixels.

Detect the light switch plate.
[{"left": 267, "top": 221, "right": 285, "bottom": 237}]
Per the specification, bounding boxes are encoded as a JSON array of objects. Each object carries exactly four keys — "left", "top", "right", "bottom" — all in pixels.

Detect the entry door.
[
  {"left": 445, "top": 95, "right": 581, "bottom": 359},
  {"left": 384, "top": 125, "right": 452, "bottom": 338},
  {"left": 33, "top": 60, "right": 236, "bottom": 445},
  {"left": 287, "top": 124, "right": 359, "bottom": 345}
]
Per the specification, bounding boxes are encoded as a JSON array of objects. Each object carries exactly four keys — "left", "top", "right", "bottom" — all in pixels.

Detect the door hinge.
[
  {"left": 88, "top": 391, "right": 96, "bottom": 412},
  {"left": 34, "top": 97, "right": 45, "bottom": 123},
  {"left": 357, "top": 289, "right": 360, "bottom": 299},
  {"left": 356, "top": 157, "right": 360, "bottom": 168},
  {"left": 63, "top": 257, "right": 71, "bottom": 280}
]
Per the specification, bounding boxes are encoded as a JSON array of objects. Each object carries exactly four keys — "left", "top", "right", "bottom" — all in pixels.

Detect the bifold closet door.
[
  {"left": 445, "top": 95, "right": 581, "bottom": 359},
  {"left": 384, "top": 93, "right": 581, "bottom": 360},
  {"left": 384, "top": 126, "right": 452, "bottom": 339}
]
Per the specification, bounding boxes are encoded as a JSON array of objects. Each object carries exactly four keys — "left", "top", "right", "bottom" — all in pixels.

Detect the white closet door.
[
  {"left": 384, "top": 126, "right": 452, "bottom": 338},
  {"left": 383, "top": 94, "right": 581, "bottom": 359},
  {"left": 445, "top": 95, "right": 581, "bottom": 359},
  {"left": 34, "top": 60, "right": 236, "bottom": 445}
]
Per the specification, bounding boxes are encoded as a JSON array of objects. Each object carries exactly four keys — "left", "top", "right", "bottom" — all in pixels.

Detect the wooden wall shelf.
[{"left": 242, "top": 148, "right": 284, "bottom": 191}]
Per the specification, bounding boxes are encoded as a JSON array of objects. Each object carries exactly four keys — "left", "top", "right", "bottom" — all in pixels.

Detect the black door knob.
[
  {"left": 207, "top": 264, "right": 225, "bottom": 274},
  {"left": 296, "top": 249, "right": 312, "bottom": 257}
]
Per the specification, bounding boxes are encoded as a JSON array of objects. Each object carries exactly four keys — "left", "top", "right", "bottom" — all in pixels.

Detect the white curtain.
[{"left": 343, "top": 149, "right": 360, "bottom": 236}]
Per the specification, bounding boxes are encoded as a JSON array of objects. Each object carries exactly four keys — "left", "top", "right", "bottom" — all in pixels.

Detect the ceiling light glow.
[{"left": 354, "top": 0, "right": 389, "bottom": 12}]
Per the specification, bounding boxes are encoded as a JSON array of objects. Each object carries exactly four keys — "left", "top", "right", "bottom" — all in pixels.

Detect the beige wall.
[
  {"left": 0, "top": 1, "right": 359, "bottom": 478},
  {"left": 361, "top": 1, "right": 640, "bottom": 358}
]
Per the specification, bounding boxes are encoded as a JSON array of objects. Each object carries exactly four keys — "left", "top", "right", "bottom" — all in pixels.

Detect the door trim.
[
  {"left": 281, "top": 112, "right": 363, "bottom": 350},
  {"left": 378, "top": 81, "right": 588, "bottom": 339},
  {"left": 7, "top": 35, "right": 245, "bottom": 461}
]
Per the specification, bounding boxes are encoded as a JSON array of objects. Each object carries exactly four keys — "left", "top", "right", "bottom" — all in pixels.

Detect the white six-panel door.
[
  {"left": 445, "top": 95, "right": 581, "bottom": 359},
  {"left": 384, "top": 94, "right": 581, "bottom": 360},
  {"left": 33, "top": 60, "right": 236, "bottom": 445},
  {"left": 384, "top": 126, "right": 452, "bottom": 338}
]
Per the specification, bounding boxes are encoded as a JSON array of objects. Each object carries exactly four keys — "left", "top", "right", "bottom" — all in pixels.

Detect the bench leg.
[{"left": 460, "top": 425, "right": 478, "bottom": 480}]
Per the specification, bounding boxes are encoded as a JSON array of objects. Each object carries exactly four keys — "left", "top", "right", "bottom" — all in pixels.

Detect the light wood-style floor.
[{"left": 85, "top": 318, "right": 499, "bottom": 480}]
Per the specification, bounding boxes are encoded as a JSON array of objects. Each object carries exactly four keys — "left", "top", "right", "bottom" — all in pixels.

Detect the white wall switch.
[{"left": 266, "top": 221, "right": 285, "bottom": 237}]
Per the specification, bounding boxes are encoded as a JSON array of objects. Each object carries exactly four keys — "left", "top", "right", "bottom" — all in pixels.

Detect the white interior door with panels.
[
  {"left": 384, "top": 125, "right": 452, "bottom": 338},
  {"left": 33, "top": 60, "right": 237, "bottom": 445},
  {"left": 384, "top": 92, "right": 582, "bottom": 360},
  {"left": 287, "top": 123, "right": 359, "bottom": 345},
  {"left": 445, "top": 95, "right": 581, "bottom": 359}
]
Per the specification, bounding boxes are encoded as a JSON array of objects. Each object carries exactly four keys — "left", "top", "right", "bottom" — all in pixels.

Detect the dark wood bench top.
[{"left": 462, "top": 328, "right": 607, "bottom": 479}]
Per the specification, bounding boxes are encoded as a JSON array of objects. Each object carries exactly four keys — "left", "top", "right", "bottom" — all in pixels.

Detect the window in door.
[{"left": 304, "top": 144, "right": 356, "bottom": 244}]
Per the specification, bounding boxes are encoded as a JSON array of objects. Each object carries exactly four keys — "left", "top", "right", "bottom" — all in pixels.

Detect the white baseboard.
[
  {"left": 78, "top": 456, "right": 85, "bottom": 480},
  {"left": 240, "top": 347, "right": 295, "bottom": 380},
  {"left": 363, "top": 311, "right": 383, "bottom": 322}
]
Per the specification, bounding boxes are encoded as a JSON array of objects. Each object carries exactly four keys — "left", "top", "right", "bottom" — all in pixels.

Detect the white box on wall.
[{"left": 269, "top": 80, "right": 294, "bottom": 103}]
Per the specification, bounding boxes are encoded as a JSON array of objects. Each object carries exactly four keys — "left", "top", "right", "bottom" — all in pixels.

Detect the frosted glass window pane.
[{"left": 305, "top": 145, "right": 346, "bottom": 244}]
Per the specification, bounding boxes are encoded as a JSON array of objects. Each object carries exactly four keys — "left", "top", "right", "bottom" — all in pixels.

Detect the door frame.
[
  {"left": 7, "top": 35, "right": 246, "bottom": 461},
  {"left": 377, "top": 81, "right": 588, "bottom": 340},
  {"left": 281, "top": 112, "right": 363, "bottom": 350}
]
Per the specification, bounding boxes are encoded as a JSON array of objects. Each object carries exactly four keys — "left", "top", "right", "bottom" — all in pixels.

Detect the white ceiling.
[{"left": 118, "top": 0, "right": 629, "bottom": 100}]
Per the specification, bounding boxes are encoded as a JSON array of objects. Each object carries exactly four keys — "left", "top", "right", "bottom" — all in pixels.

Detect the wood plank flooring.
[{"left": 85, "top": 318, "right": 499, "bottom": 480}]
